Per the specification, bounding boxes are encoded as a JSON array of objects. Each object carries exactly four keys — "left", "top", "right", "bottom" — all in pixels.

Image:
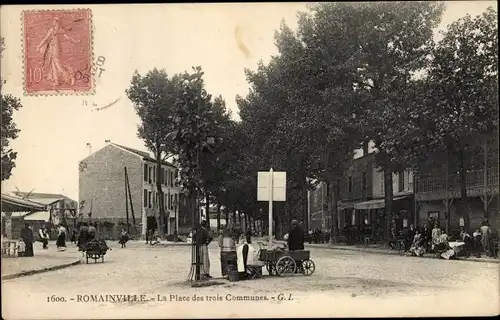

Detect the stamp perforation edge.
[{"left": 22, "top": 8, "right": 96, "bottom": 97}]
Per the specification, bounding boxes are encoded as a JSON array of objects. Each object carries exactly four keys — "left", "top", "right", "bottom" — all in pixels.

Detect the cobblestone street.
[{"left": 2, "top": 241, "right": 498, "bottom": 318}]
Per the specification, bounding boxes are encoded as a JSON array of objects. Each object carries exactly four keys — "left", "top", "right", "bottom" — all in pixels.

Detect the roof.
[
  {"left": 111, "top": 143, "right": 176, "bottom": 168},
  {"left": 14, "top": 192, "right": 67, "bottom": 199},
  {"left": 1, "top": 193, "right": 46, "bottom": 212},
  {"left": 1, "top": 211, "right": 31, "bottom": 219},
  {"left": 25, "top": 197, "right": 65, "bottom": 205},
  {"left": 24, "top": 211, "right": 50, "bottom": 222},
  {"left": 354, "top": 195, "right": 412, "bottom": 210}
]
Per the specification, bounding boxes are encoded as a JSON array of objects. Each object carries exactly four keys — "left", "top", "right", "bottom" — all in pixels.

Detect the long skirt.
[
  {"left": 200, "top": 245, "right": 210, "bottom": 275},
  {"left": 24, "top": 241, "right": 34, "bottom": 257},
  {"left": 56, "top": 233, "right": 66, "bottom": 248}
]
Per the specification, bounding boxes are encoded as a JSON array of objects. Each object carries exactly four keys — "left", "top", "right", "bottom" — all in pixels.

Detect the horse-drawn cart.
[
  {"left": 258, "top": 248, "right": 315, "bottom": 276},
  {"left": 85, "top": 239, "right": 110, "bottom": 264}
]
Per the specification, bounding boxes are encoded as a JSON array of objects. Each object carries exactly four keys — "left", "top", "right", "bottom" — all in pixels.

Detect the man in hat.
[{"left": 287, "top": 220, "right": 304, "bottom": 251}]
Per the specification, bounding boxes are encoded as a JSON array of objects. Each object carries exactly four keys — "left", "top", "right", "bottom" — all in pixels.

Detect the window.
[
  {"left": 153, "top": 166, "right": 156, "bottom": 183},
  {"left": 167, "top": 192, "right": 171, "bottom": 208},
  {"left": 165, "top": 170, "right": 169, "bottom": 186},
  {"left": 165, "top": 194, "right": 168, "bottom": 209},
  {"left": 174, "top": 194, "right": 178, "bottom": 208},
  {"left": 170, "top": 170, "right": 174, "bottom": 187},
  {"left": 380, "top": 171, "right": 385, "bottom": 193},
  {"left": 362, "top": 172, "right": 367, "bottom": 191},
  {"left": 398, "top": 171, "right": 404, "bottom": 192},
  {"left": 170, "top": 194, "right": 174, "bottom": 210},
  {"left": 152, "top": 191, "right": 156, "bottom": 208},
  {"left": 160, "top": 168, "right": 165, "bottom": 184},
  {"left": 144, "top": 164, "right": 148, "bottom": 182},
  {"left": 148, "top": 191, "right": 152, "bottom": 208},
  {"left": 148, "top": 167, "right": 152, "bottom": 183},
  {"left": 348, "top": 176, "right": 353, "bottom": 193},
  {"left": 143, "top": 189, "right": 148, "bottom": 208}
]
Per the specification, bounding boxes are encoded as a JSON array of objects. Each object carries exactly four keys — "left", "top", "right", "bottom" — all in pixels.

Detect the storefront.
[{"left": 353, "top": 195, "right": 414, "bottom": 243}]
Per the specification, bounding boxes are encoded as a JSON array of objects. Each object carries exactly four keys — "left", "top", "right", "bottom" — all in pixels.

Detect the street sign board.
[{"left": 257, "top": 171, "right": 286, "bottom": 201}]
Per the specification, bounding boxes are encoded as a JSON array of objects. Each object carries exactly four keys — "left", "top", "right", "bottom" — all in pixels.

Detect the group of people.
[
  {"left": 14, "top": 223, "right": 68, "bottom": 257},
  {"left": 406, "top": 220, "right": 495, "bottom": 259}
]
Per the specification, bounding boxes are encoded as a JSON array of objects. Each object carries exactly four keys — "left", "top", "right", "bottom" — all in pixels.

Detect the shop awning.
[
  {"left": 24, "top": 211, "right": 50, "bottom": 222},
  {"left": 354, "top": 195, "right": 411, "bottom": 210}
]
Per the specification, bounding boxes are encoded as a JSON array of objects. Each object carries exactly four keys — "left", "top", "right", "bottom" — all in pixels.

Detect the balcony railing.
[{"left": 416, "top": 167, "right": 499, "bottom": 200}]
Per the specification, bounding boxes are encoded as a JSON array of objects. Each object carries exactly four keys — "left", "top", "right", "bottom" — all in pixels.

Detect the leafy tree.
[
  {"left": 1, "top": 37, "right": 23, "bottom": 181},
  {"left": 126, "top": 69, "right": 181, "bottom": 235},
  {"left": 172, "top": 66, "right": 219, "bottom": 224},
  {"left": 297, "top": 2, "right": 445, "bottom": 241},
  {"left": 419, "top": 7, "right": 498, "bottom": 228}
]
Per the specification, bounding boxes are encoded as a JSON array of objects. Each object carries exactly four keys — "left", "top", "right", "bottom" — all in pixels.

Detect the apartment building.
[
  {"left": 78, "top": 141, "right": 184, "bottom": 237},
  {"left": 308, "top": 151, "right": 415, "bottom": 241}
]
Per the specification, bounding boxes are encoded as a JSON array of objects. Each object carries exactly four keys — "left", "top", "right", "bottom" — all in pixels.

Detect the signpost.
[{"left": 258, "top": 168, "right": 286, "bottom": 244}]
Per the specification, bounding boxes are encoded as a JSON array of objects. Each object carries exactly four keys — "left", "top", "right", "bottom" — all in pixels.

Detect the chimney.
[
  {"left": 86, "top": 143, "right": 92, "bottom": 155},
  {"left": 105, "top": 140, "right": 111, "bottom": 144}
]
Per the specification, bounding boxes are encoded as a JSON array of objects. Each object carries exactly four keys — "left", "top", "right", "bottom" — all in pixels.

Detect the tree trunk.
[
  {"left": 328, "top": 179, "right": 339, "bottom": 244},
  {"left": 458, "top": 151, "right": 470, "bottom": 230},
  {"left": 383, "top": 168, "right": 394, "bottom": 245},
  {"left": 156, "top": 156, "right": 166, "bottom": 237},
  {"left": 205, "top": 193, "right": 210, "bottom": 225},
  {"left": 224, "top": 206, "right": 229, "bottom": 228},
  {"left": 302, "top": 178, "right": 309, "bottom": 232},
  {"left": 216, "top": 203, "right": 221, "bottom": 231},
  {"left": 232, "top": 208, "right": 237, "bottom": 229}
]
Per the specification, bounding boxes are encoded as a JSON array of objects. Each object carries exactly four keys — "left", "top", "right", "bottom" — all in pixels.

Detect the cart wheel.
[
  {"left": 301, "top": 259, "right": 315, "bottom": 276},
  {"left": 276, "top": 256, "right": 296, "bottom": 276}
]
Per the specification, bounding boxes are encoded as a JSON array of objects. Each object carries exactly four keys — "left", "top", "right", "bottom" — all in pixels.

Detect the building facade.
[
  {"left": 78, "top": 142, "right": 184, "bottom": 237},
  {"left": 415, "top": 139, "right": 499, "bottom": 236},
  {"left": 308, "top": 151, "right": 415, "bottom": 242}
]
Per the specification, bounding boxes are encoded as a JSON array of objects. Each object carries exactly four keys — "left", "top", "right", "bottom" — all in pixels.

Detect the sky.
[{"left": 1, "top": 2, "right": 496, "bottom": 200}]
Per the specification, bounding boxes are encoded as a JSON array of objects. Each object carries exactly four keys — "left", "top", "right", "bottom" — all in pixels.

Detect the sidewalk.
[
  {"left": 1, "top": 242, "right": 82, "bottom": 280},
  {"left": 305, "top": 242, "right": 499, "bottom": 263}
]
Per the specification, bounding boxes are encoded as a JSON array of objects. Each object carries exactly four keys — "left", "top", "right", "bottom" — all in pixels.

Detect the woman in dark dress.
[
  {"left": 56, "top": 224, "right": 67, "bottom": 251},
  {"left": 20, "top": 223, "right": 34, "bottom": 257}
]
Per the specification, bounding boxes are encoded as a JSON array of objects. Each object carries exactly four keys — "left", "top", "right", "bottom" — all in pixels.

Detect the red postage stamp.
[{"left": 23, "top": 9, "right": 93, "bottom": 95}]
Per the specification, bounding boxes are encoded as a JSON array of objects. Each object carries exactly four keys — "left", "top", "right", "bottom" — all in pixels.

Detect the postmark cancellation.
[{"left": 22, "top": 9, "right": 94, "bottom": 96}]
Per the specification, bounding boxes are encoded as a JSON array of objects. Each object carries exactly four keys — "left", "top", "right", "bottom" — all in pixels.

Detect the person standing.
[
  {"left": 196, "top": 221, "right": 213, "bottom": 279},
  {"left": 88, "top": 222, "right": 96, "bottom": 241},
  {"left": 20, "top": 223, "right": 34, "bottom": 257},
  {"left": 473, "top": 228, "right": 482, "bottom": 258},
  {"left": 287, "top": 220, "right": 305, "bottom": 251},
  {"left": 77, "top": 223, "right": 89, "bottom": 257},
  {"left": 56, "top": 224, "right": 67, "bottom": 251},
  {"left": 38, "top": 225, "right": 50, "bottom": 249},
  {"left": 119, "top": 229, "right": 130, "bottom": 248},
  {"left": 480, "top": 220, "right": 491, "bottom": 256}
]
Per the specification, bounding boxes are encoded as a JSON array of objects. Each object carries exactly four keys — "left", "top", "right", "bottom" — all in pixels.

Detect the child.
[
  {"left": 151, "top": 230, "right": 161, "bottom": 245},
  {"left": 473, "top": 229, "right": 482, "bottom": 258},
  {"left": 17, "top": 239, "right": 26, "bottom": 257}
]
